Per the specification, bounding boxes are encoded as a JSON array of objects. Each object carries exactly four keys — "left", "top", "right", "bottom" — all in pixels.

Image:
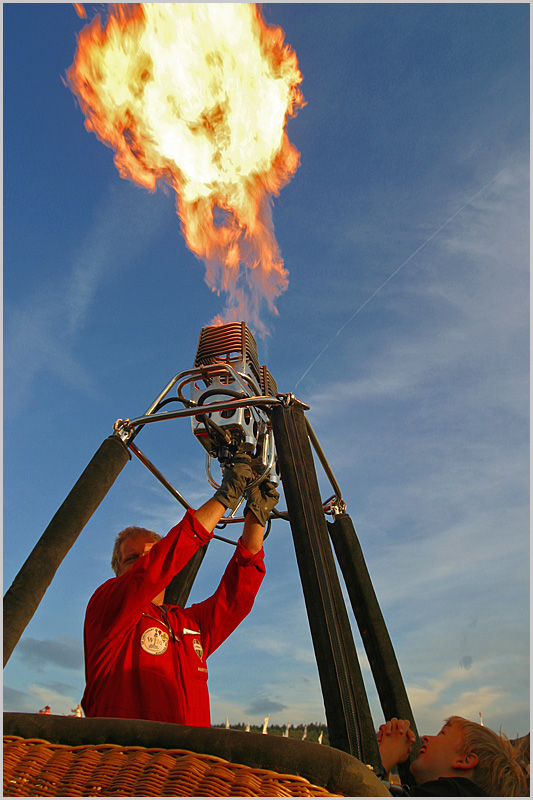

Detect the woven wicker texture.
[{"left": 4, "top": 736, "right": 342, "bottom": 797}]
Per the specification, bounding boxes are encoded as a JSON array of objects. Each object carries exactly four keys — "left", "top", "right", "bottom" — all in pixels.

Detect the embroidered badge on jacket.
[
  {"left": 141, "top": 627, "right": 169, "bottom": 655},
  {"left": 193, "top": 639, "right": 204, "bottom": 661}
]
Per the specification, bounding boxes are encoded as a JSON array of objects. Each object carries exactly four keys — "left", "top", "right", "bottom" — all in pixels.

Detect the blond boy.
[{"left": 377, "top": 716, "right": 528, "bottom": 796}]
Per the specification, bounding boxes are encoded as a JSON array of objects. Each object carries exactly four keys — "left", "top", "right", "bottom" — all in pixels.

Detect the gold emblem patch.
[
  {"left": 141, "top": 627, "right": 169, "bottom": 655},
  {"left": 193, "top": 639, "right": 204, "bottom": 661}
]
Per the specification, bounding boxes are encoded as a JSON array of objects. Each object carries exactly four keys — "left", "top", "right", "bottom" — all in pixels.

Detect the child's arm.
[{"left": 377, "top": 718, "right": 417, "bottom": 775}]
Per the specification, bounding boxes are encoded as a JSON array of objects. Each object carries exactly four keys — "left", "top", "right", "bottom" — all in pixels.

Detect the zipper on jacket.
[{"left": 142, "top": 606, "right": 178, "bottom": 642}]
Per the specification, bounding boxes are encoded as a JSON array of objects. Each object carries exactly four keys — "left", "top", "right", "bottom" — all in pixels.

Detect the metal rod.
[
  {"left": 305, "top": 417, "right": 344, "bottom": 508},
  {"left": 147, "top": 362, "right": 261, "bottom": 417},
  {"left": 177, "top": 365, "right": 261, "bottom": 404},
  {"left": 127, "top": 442, "right": 239, "bottom": 546},
  {"left": 123, "top": 396, "right": 282, "bottom": 433},
  {"left": 128, "top": 442, "right": 191, "bottom": 511},
  {"left": 144, "top": 369, "right": 201, "bottom": 416}
]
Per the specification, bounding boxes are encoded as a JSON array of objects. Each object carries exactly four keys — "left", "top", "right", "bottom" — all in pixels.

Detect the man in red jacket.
[{"left": 81, "top": 453, "right": 278, "bottom": 726}]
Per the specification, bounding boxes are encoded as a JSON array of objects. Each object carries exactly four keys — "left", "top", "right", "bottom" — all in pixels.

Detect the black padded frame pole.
[
  {"left": 3, "top": 434, "right": 131, "bottom": 667},
  {"left": 127, "top": 439, "right": 208, "bottom": 607},
  {"left": 164, "top": 545, "right": 209, "bottom": 606},
  {"left": 271, "top": 403, "right": 380, "bottom": 768},
  {"left": 328, "top": 513, "right": 419, "bottom": 785}
]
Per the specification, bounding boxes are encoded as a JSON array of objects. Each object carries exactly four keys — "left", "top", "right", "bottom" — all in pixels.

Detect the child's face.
[{"left": 410, "top": 722, "right": 466, "bottom": 784}]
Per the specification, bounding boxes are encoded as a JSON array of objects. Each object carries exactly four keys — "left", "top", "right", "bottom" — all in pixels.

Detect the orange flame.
[
  {"left": 73, "top": 4, "right": 87, "bottom": 19},
  {"left": 66, "top": 3, "right": 304, "bottom": 335}
]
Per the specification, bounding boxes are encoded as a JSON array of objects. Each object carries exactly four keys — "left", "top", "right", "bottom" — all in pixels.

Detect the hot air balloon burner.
[{"left": 190, "top": 322, "right": 279, "bottom": 488}]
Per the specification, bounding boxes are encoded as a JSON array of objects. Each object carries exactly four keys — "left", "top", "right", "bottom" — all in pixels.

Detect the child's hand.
[{"left": 377, "top": 718, "right": 417, "bottom": 774}]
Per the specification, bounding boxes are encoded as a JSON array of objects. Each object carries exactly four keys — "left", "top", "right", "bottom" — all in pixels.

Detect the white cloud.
[
  {"left": 16, "top": 636, "right": 83, "bottom": 673},
  {"left": 4, "top": 293, "right": 97, "bottom": 412},
  {"left": 245, "top": 626, "right": 319, "bottom": 665},
  {"left": 441, "top": 686, "right": 505, "bottom": 725},
  {"left": 26, "top": 684, "right": 79, "bottom": 717},
  {"left": 4, "top": 181, "right": 172, "bottom": 417}
]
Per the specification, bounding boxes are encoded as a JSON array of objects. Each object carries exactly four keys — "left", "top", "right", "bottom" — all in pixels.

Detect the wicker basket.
[{"left": 4, "top": 736, "right": 342, "bottom": 797}]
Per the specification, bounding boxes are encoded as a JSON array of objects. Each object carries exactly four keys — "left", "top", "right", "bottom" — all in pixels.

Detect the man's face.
[
  {"left": 410, "top": 722, "right": 467, "bottom": 783},
  {"left": 118, "top": 535, "right": 157, "bottom": 576}
]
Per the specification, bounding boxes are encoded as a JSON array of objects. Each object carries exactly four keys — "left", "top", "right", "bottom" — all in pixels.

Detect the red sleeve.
[
  {"left": 189, "top": 536, "right": 266, "bottom": 658},
  {"left": 86, "top": 509, "right": 212, "bottom": 637}
]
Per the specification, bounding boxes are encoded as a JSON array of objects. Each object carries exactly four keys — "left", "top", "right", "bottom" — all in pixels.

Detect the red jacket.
[{"left": 81, "top": 509, "right": 265, "bottom": 726}]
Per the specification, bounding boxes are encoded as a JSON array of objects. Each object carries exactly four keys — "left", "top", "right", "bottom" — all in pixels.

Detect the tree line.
[{"left": 212, "top": 722, "right": 329, "bottom": 744}]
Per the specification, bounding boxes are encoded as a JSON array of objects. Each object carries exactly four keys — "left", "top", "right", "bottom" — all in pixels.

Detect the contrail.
[{"left": 294, "top": 170, "right": 505, "bottom": 389}]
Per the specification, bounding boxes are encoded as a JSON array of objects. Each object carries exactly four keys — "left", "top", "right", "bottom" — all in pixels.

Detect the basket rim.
[{"left": 3, "top": 712, "right": 390, "bottom": 797}]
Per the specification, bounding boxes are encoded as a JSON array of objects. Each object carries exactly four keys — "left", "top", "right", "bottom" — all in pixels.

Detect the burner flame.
[{"left": 66, "top": 3, "right": 304, "bottom": 335}]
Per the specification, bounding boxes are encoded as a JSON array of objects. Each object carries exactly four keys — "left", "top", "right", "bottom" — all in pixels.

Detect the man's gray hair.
[{"left": 111, "top": 526, "right": 161, "bottom": 576}]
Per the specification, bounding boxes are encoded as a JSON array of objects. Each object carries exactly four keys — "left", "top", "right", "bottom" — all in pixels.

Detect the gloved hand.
[
  {"left": 244, "top": 479, "right": 280, "bottom": 527},
  {"left": 214, "top": 453, "right": 254, "bottom": 511}
]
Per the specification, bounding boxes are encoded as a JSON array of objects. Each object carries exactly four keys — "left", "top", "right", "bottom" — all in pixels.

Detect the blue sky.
[{"left": 3, "top": 3, "right": 529, "bottom": 741}]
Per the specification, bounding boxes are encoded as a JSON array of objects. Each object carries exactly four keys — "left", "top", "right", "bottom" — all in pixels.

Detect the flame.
[{"left": 66, "top": 3, "right": 304, "bottom": 335}]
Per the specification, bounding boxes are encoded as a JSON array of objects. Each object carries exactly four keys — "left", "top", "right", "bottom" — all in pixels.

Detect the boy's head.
[
  {"left": 410, "top": 716, "right": 529, "bottom": 796},
  {"left": 410, "top": 718, "right": 477, "bottom": 785}
]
